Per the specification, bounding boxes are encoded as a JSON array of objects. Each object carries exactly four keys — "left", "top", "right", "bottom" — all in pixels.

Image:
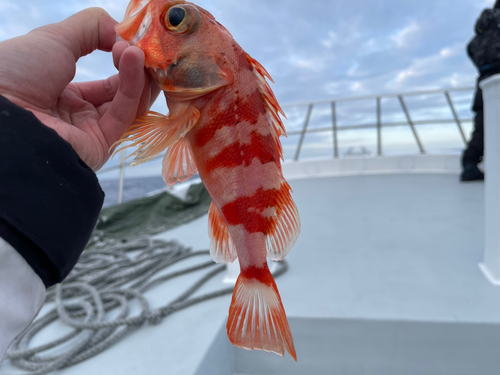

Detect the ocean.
[{"left": 98, "top": 176, "right": 168, "bottom": 208}]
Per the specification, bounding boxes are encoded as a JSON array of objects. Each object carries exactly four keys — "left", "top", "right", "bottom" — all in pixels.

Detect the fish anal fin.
[
  {"left": 226, "top": 265, "right": 297, "bottom": 361},
  {"left": 208, "top": 202, "right": 238, "bottom": 263},
  {"left": 161, "top": 138, "right": 198, "bottom": 186},
  {"left": 111, "top": 103, "right": 200, "bottom": 167},
  {"left": 266, "top": 182, "right": 301, "bottom": 261}
]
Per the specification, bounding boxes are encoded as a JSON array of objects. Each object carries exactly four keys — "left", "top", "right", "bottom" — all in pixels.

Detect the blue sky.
[
  {"left": 0, "top": 0, "right": 492, "bottom": 177},
  {"left": 0, "top": 0, "right": 489, "bottom": 102}
]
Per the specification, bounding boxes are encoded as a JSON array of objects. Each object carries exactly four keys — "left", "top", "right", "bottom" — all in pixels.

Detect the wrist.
[{"left": 0, "top": 95, "right": 104, "bottom": 287}]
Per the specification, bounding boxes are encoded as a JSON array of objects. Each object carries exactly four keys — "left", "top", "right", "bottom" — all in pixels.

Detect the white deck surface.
[
  {"left": 163, "top": 172, "right": 495, "bottom": 323},
  {"left": 1, "top": 171, "right": 497, "bottom": 374}
]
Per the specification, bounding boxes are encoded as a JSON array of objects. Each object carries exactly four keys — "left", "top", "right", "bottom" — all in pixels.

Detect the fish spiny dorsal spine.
[{"left": 245, "top": 53, "right": 287, "bottom": 161}]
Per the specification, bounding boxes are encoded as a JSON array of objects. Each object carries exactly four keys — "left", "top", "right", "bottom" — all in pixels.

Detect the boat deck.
[
  {"left": 2, "top": 169, "right": 499, "bottom": 375},
  {"left": 167, "top": 173, "right": 492, "bottom": 323}
]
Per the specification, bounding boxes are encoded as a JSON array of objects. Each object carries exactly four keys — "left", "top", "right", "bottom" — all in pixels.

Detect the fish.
[{"left": 113, "top": 0, "right": 301, "bottom": 360}]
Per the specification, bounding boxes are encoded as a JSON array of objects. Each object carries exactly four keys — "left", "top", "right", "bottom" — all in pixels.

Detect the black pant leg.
[{"left": 462, "top": 85, "right": 484, "bottom": 166}]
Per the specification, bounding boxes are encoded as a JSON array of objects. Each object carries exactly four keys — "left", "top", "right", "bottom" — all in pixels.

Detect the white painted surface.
[
  {"left": 3, "top": 170, "right": 496, "bottom": 375},
  {"left": 479, "top": 75, "right": 500, "bottom": 284},
  {"left": 0, "top": 239, "right": 45, "bottom": 367},
  {"left": 281, "top": 154, "right": 460, "bottom": 181}
]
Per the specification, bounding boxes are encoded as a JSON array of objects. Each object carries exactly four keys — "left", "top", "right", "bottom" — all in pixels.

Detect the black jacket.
[
  {"left": 0, "top": 96, "right": 104, "bottom": 287},
  {"left": 468, "top": 1, "right": 500, "bottom": 73}
]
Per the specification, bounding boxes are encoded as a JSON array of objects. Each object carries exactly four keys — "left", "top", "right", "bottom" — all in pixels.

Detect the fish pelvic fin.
[
  {"left": 161, "top": 138, "right": 198, "bottom": 186},
  {"left": 111, "top": 103, "right": 200, "bottom": 167},
  {"left": 226, "top": 265, "right": 297, "bottom": 361},
  {"left": 208, "top": 201, "right": 237, "bottom": 263}
]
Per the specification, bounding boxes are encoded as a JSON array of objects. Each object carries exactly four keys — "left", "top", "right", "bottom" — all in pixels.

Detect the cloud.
[
  {"left": 324, "top": 79, "right": 365, "bottom": 96},
  {"left": 0, "top": 1, "right": 18, "bottom": 11},
  {"left": 0, "top": 0, "right": 482, "bottom": 106},
  {"left": 361, "top": 37, "right": 388, "bottom": 55},
  {"left": 390, "top": 20, "right": 420, "bottom": 49},
  {"left": 289, "top": 54, "right": 327, "bottom": 73},
  {"left": 0, "top": 0, "right": 485, "bottom": 176},
  {"left": 387, "top": 44, "right": 463, "bottom": 89},
  {"left": 322, "top": 31, "right": 339, "bottom": 49},
  {"left": 347, "top": 62, "right": 360, "bottom": 77}
]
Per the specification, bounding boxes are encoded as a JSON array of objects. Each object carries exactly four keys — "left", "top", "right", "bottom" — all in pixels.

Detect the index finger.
[
  {"left": 47, "top": 7, "right": 117, "bottom": 61},
  {"left": 99, "top": 46, "right": 146, "bottom": 149}
]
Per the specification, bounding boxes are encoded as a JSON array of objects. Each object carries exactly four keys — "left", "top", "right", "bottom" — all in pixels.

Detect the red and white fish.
[{"left": 113, "top": 0, "right": 300, "bottom": 360}]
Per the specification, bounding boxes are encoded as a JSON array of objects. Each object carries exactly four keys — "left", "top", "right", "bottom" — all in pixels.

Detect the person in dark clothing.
[
  {"left": 0, "top": 8, "right": 159, "bottom": 365},
  {"left": 461, "top": 0, "right": 500, "bottom": 181}
]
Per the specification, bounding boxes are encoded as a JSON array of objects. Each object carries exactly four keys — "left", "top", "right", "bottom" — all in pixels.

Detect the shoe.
[{"left": 460, "top": 164, "right": 484, "bottom": 182}]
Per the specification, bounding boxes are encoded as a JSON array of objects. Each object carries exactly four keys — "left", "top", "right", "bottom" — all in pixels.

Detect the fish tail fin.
[{"left": 226, "top": 265, "right": 297, "bottom": 361}]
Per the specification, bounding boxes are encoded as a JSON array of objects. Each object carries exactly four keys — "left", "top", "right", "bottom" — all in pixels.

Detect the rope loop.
[{"left": 5, "top": 237, "right": 288, "bottom": 374}]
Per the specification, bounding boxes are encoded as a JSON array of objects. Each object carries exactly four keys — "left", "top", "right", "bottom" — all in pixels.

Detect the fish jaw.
[{"left": 147, "top": 57, "right": 232, "bottom": 102}]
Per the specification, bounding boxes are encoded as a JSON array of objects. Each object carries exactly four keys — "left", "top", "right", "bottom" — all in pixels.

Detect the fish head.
[{"left": 116, "top": 0, "right": 233, "bottom": 100}]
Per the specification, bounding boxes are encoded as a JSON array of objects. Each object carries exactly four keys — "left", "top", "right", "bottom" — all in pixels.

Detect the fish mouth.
[
  {"left": 151, "top": 67, "right": 168, "bottom": 79},
  {"left": 148, "top": 65, "right": 227, "bottom": 101},
  {"left": 150, "top": 62, "right": 179, "bottom": 81},
  {"left": 150, "top": 58, "right": 182, "bottom": 80}
]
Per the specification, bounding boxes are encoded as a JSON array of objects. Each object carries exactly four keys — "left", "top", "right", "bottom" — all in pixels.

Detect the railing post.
[
  {"left": 294, "top": 104, "right": 313, "bottom": 161},
  {"left": 377, "top": 97, "right": 382, "bottom": 156},
  {"left": 332, "top": 102, "right": 339, "bottom": 158},
  {"left": 444, "top": 91, "right": 467, "bottom": 145},
  {"left": 117, "top": 150, "right": 126, "bottom": 205},
  {"left": 398, "top": 95, "right": 425, "bottom": 154},
  {"left": 478, "top": 75, "right": 500, "bottom": 285}
]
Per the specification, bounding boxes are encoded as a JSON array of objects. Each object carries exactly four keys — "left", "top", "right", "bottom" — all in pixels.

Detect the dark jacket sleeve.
[{"left": 0, "top": 95, "right": 104, "bottom": 287}]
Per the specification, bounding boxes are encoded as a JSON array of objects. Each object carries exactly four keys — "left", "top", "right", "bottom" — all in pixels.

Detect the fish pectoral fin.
[
  {"left": 227, "top": 267, "right": 297, "bottom": 361},
  {"left": 266, "top": 181, "right": 301, "bottom": 261},
  {"left": 161, "top": 138, "right": 198, "bottom": 186},
  {"left": 208, "top": 201, "right": 238, "bottom": 263},
  {"left": 111, "top": 104, "right": 200, "bottom": 167}
]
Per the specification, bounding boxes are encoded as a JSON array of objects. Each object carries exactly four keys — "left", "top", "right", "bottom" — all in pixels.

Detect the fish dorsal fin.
[
  {"left": 208, "top": 201, "right": 238, "bottom": 263},
  {"left": 161, "top": 138, "right": 198, "bottom": 186},
  {"left": 246, "top": 53, "right": 287, "bottom": 161},
  {"left": 266, "top": 181, "right": 301, "bottom": 261},
  {"left": 111, "top": 102, "right": 200, "bottom": 167}
]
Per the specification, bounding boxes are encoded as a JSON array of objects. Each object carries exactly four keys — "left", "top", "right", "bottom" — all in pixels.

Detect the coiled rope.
[{"left": 6, "top": 237, "right": 288, "bottom": 374}]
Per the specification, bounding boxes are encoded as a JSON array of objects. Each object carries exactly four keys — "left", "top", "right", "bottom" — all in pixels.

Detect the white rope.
[{"left": 6, "top": 237, "right": 287, "bottom": 374}]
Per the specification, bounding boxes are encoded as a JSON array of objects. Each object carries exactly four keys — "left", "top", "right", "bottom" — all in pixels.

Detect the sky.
[
  {"left": 0, "top": 0, "right": 488, "bottom": 101},
  {"left": 0, "top": 0, "right": 493, "bottom": 177}
]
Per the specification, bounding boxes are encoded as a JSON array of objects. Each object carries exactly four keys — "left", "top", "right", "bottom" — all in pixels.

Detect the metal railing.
[
  {"left": 97, "top": 86, "right": 475, "bottom": 204},
  {"left": 283, "top": 87, "right": 474, "bottom": 161}
]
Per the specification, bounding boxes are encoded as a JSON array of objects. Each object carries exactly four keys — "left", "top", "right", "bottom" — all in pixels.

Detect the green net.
[{"left": 88, "top": 182, "right": 211, "bottom": 247}]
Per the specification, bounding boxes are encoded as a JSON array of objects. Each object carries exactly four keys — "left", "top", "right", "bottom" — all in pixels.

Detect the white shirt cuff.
[{"left": 0, "top": 237, "right": 45, "bottom": 367}]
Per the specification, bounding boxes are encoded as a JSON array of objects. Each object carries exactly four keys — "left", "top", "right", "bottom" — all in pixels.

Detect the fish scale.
[{"left": 113, "top": 0, "right": 300, "bottom": 361}]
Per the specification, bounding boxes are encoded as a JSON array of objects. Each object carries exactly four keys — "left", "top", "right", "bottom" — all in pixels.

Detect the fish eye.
[
  {"left": 168, "top": 7, "right": 185, "bottom": 27},
  {"left": 163, "top": 4, "right": 201, "bottom": 34}
]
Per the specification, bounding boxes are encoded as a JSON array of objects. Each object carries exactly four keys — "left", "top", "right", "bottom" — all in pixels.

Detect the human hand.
[{"left": 0, "top": 8, "right": 160, "bottom": 171}]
